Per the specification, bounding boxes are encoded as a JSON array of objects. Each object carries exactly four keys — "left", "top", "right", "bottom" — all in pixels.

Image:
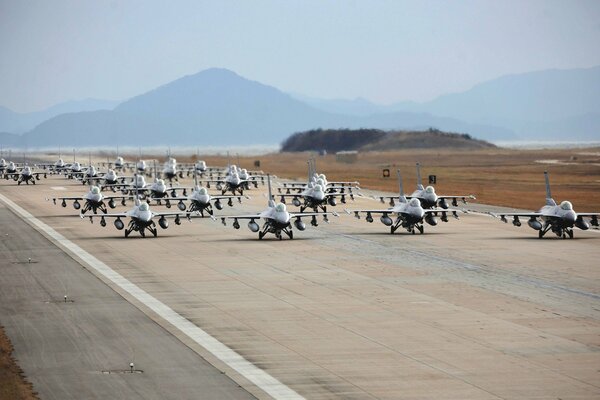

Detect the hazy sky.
[{"left": 1, "top": 0, "right": 600, "bottom": 112}]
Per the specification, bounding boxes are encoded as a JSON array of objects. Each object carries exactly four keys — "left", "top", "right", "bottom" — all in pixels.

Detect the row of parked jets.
[{"left": 1, "top": 153, "right": 599, "bottom": 240}]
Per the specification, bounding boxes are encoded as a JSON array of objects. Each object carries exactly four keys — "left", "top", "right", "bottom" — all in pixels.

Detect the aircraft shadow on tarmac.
[
  {"left": 494, "top": 234, "right": 598, "bottom": 241},
  {"left": 208, "top": 236, "right": 315, "bottom": 242},
  {"left": 346, "top": 231, "right": 456, "bottom": 237}
]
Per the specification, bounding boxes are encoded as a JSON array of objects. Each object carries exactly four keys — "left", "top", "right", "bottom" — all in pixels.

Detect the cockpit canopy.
[
  {"left": 198, "top": 187, "right": 207, "bottom": 195},
  {"left": 409, "top": 198, "right": 421, "bottom": 207},
  {"left": 314, "top": 185, "right": 323, "bottom": 192},
  {"left": 157, "top": 179, "right": 165, "bottom": 185},
  {"left": 91, "top": 186, "right": 100, "bottom": 194},
  {"left": 139, "top": 202, "right": 149, "bottom": 212},
  {"left": 425, "top": 186, "right": 435, "bottom": 194},
  {"left": 560, "top": 200, "right": 573, "bottom": 211},
  {"left": 275, "top": 203, "right": 286, "bottom": 212}
]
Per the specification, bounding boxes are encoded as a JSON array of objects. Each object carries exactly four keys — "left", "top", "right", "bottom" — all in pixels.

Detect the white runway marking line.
[
  {"left": 0, "top": 193, "right": 304, "bottom": 400},
  {"left": 51, "top": 186, "right": 67, "bottom": 191}
]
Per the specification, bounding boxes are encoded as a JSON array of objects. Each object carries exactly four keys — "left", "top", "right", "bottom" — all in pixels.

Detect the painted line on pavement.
[{"left": 0, "top": 193, "right": 304, "bottom": 400}]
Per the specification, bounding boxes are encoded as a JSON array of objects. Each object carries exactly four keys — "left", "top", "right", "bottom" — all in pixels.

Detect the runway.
[{"left": 1, "top": 174, "right": 599, "bottom": 399}]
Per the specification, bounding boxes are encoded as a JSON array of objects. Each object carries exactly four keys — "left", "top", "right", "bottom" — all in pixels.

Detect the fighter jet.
[
  {"left": 51, "top": 185, "right": 132, "bottom": 214},
  {"left": 201, "top": 165, "right": 262, "bottom": 196},
  {"left": 104, "top": 174, "right": 185, "bottom": 199},
  {"left": 0, "top": 159, "right": 9, "bottom": 176},
  {"left": 82, "top": 189, "right": 193, "bottom": 238},
  {"left": 491, "top": 171, "right": 599, "bottom": 238},
  {"left": 219, "top": 175, "right": 337, "bottom": 240},
  {"left": 147, "top": 171, "right": 245, "bottom": 216},
  {"left": 347, "top": 169, "right": 463, "bottom": 234},
  {"left": 279, "top": 160, "right": 357, "bottom": 213},
  {"left": 375, "top": 163, "right": 475, "bottom": 209},
  {"left": 4, "top": 164, "right": 47, "bottom": 185},
  {"left": 279, "top": 159, "right": 359, "bottom": 195},
  {"left": 81, "top": 168, "right": 123, "bottom": 187}
]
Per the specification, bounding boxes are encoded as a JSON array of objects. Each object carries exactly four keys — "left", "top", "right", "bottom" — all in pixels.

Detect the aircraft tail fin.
[
  {"left": 397, "top": 169, "right": 407, "bottom": 203},
  {"left": 544, "top": 171, "right": 556, "bottom": 206},
  {"left": 416, "top": 162, "right": 424, "bottom": 190},
  {"left": 267, "top": 174, "right": 274, "bottom": 206},
  {"left": 134, "top": 173, "right": 141, "bottom": 206}
]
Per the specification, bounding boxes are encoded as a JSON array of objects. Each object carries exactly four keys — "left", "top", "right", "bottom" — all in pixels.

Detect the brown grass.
[
  {"left": 121, "top": 147, "right": 600, "bottom": 211},
  {"left": 0, "top": 326, "right": 38, "bottom": 400}
]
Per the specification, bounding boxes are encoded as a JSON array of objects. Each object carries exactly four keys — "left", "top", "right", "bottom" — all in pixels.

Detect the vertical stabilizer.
[
  {"left": 267, "top": 174, "right": 274, "bottom": 206},
  {"left": 544, "top": 171, "right": 555, "bottom": 205},
  {"left": 134, "top": 173, "right": 140, "bottom": 206},
  {"left": 397, "top": 169, "right": 407, "bottom": 203},
  {"left": 416, "top": 162, "right": 424, "bottom": 189}
]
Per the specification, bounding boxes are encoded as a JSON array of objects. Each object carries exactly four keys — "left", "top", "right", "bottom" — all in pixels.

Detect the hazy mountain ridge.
[
  {"left": 0, "top": 98, "right": 119, "bottom": 134},
  {"left": 3, "top": 66, "right": 598, "bottom": 148},
  {"left": 13, "top": 68, "right": 510, "bottom": 147},
  {"left": 300, "top": 66, "right": 600, "bottom": 140}
]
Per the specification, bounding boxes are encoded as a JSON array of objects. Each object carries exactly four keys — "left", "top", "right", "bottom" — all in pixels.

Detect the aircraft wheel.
[
  {"left": 258, "top": 232, "right": 265, "bottom": 240},
  {"left": 32, "top": 180, "right": 36, "bottom": 185},
  {"left": 125, "top": 229, "right": 130, "bottom": 238},
  {"left": 140, "top": 229, "right": 145, "bottom": 238},
  {"left": 417, "top": 225, "right": 424, "bottom": 234},
  {"left": 17, "top": 181, "right": 21, "bottom": 185},
  {"left": 568, "top": 229, "right": 574, "bottom": 239},
  {"left": 538, "top": 230, "right": 544, "bottom": 239}
]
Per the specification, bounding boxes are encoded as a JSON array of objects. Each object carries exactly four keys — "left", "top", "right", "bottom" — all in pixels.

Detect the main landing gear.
[{"left": 124, "top": 220, "right": 158, "bottom": 238}]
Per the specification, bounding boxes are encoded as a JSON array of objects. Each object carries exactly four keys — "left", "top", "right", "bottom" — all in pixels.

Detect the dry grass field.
[{"left": 122, "top": 147, "right": 600, "bottom": 212}]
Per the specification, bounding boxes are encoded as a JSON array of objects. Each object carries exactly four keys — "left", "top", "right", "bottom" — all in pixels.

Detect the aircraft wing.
[
  {"left": 289, "top": 211, "right": 339, "bottom": 219},
  {"left": 491, "top": 211, "right": 541, "bottom": 218}
]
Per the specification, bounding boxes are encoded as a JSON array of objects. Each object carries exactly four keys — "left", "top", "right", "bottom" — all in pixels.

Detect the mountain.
[
  {"left": 16, "top": 68, "right": 512, "bottom": 148},
  {"left": 299, "top": 66, "right": 600, "bottom": 140},
  {"left": 408, "top": 66, "right": 600, "bottom": 124},
  {"left": 0, "top": 98, "right": 119, "bottom": 134},
  {"left": 289, "top": 94, "right": 392, "bottom": 116}
]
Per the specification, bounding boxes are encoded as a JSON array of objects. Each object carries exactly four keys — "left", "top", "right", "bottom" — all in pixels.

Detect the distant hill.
[
  {"left": 14, "top": 68, "right": 510, "bottom": 148},
  {"left": 0, "top": 98, "right": 119, "bottom": 134},
  {"left": 281, "top": 128, "right": 495, "bottom": 153},
  {"left": 299, "top": 66, "right": 600, "bottom": 140}
]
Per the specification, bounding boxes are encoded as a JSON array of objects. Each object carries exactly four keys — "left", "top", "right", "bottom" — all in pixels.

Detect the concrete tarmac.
[
  {"left": 0, "top": 202, "right": 255, "bottom": 400},
  {"left": 1, "top": 173, "right": 600, "bottom": 399}
]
